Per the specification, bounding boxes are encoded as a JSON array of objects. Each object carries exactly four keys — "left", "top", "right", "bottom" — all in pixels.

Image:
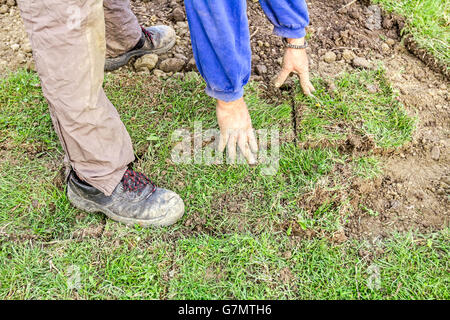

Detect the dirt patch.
[
  {"left": 72, "top": 223, "right": 105, "bottom": 239},
  {"left": 288, "top": 0, "right": 449, "bottom": 240},
  {"left": 347, "top": 158, "right": 449, "bottom": 239},
  {"left": 0, "top": 2, "right": 33, "bottom": 75}
]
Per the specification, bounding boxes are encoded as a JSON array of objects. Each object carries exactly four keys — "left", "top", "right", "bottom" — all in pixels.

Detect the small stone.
[
  {"left": 342, "top": 49, "right": 355, "bottom": 62},
  {"left": 134, "top": 54, "right": 158, "bottom": 71},
  {"left": 17, "top": 53, "right": 25, "bottom": 63},
  {"left": 186, "top": 57, "right": 197, "bottom": 71},
  {"left": 365, "top": 5, "right": 382, "bottom": 31},
  {"left": 6, "top": 0, "right": 15, "bottom": 6},
  {"left": 381, "top": 43, "right": 390, "bottom": 53},
  {"left": 176, "top": 21, "right": 188, "bottom": 29},
  {"left": 159, "top": 58, "right": 185, "bottom": 72},
  {"left": 431, "top": 146, "right": 440, "bottom": 160},
  {"left": 255, "top": 64, "right": 267, "bottom": 75},
  {"left": 323, "top": 51, "right": 336, "bottom": 63},
  {"left": 11, "top": 43, "right": 20, "bottom": 51},
  {"left": 386, "top": 38, "right": 395, "bottom": 46},
  {"left": 170, "top": 7, "right": 185, "bottom": 22},
  {"left": 352, "top": 57, "right": 371, "bottom": 69},
  {"left": 153, "top": 69, "right": 167, "bottom": 78},
  {"left": 22, "top": 41, "right": 32, "bottom": 53},
  {"left": 173, "top": 53, "right": 187, "bottom": 60},
  {"left": 0, "top": 5, "right": 8, "bottom": 14}
]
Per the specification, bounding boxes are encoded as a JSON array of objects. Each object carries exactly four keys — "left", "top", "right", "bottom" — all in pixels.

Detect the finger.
[
  {"left": 274, "top": 68, "right": 291, "bottom": 88},
  {"left": 218, "top": 130, "right": 229, "bottom": 153},
  {"left": 238, "top": 132, "right": 256, "bottom": 165},
  {"left": 297, "top": 72, "right": 313, "bottom": 96},
  {"left": 227, "top": 130, "right": 238, "bottom": 163},
  {"left": 247, "top": 128, "right": 258, "bottom": 153}
]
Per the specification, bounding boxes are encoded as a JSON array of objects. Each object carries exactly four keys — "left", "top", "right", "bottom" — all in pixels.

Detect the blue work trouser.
[{"left": 184, "top": 0, "right": 310, "bottom": 102}]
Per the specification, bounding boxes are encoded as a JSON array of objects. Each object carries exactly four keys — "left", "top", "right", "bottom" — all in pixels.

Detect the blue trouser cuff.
[
  {"left": 205, "top": 86, "right": 244, "bottom": 102},
  {"left": 273, "top": 26, "right": 306, "bottom": 39}
]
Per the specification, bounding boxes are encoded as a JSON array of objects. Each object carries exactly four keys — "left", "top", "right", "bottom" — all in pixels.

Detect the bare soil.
[{"left": 1, "top": 0, "right": 448, "bottom": 240}]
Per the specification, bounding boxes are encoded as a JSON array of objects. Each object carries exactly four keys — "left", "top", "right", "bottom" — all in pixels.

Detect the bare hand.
[
  {"left": 216, "top": 97, "right": 258, "bottom": 164},
  {"left": 274, "top": 37, "right": 315, "bottom": 96}
]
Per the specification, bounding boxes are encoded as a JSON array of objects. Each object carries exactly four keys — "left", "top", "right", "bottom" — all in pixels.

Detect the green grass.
[
  {"left": 295, "top": 69, "right": 415, "bottom": 148},
  {"left": 373, "top": 0, "right": 449, "bottom": 68},
  {"left": 1, "top": 231, "right": 448, "bottom": 299},
  {"left": 352, "top": 156, "right": 382, "bottom": 179},
  {"left": 0, "top": 69, "right": 446, "bottom": 299}
]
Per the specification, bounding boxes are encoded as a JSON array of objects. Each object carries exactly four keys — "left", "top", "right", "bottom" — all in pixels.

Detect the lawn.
[
  {"left": 373, "top": 0, "right": 449, "bottom": 69},
  {"left": 0, "top": 69, "right": 448, "bottom": 299}
]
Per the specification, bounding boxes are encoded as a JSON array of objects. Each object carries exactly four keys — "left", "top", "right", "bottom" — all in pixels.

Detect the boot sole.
[
  {"left": 104, "top": 38, "right": 176, "bottom": 72},
  {"left": 67, "top": 184, "right": 184, "bottom": 227}
]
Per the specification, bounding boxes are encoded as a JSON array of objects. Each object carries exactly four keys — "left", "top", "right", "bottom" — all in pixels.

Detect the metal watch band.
[{"left": 282, "top": 38, "right": 308, "bottom": 49}]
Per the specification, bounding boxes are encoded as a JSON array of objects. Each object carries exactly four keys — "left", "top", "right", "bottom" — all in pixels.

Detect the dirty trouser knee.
[
  {"left": 184, "top": 0, "right": 309, "bottom": 102},
  {"left": 103, "top": 0, "right": 142, "bottom": 58},
  {"left": 17, "top": 0, "right": 135, "bottom": 196}
]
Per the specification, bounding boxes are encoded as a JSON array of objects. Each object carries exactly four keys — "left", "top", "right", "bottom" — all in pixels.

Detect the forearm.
[{"left": 259, "top": 0, "right": 310, "bottom": 39}]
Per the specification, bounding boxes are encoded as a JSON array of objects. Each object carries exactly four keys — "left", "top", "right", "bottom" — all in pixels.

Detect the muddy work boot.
[
  {"left": 67, "top": 169, "right": 184, "bottom": 227},
  {"left": 105, "top": 25, "right": 176, "bottom": 72}
]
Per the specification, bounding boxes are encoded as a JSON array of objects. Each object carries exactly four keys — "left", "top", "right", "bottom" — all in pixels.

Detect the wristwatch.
[{"left": 282, "top": 38, "right": 308, "bottom": 49}]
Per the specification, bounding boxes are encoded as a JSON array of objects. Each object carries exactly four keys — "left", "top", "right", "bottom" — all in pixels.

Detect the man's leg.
[
  {"left": 103, "top": 0, "right": 141, "bottom": 58},
  {"left": 103, "top": 0, "right": 176, "bottom": 71},
  {"left": 17, "top": 0, "right": 185, "bottom": 226},
  {"left": 184, "top": 0, "right": 251, "bottom": 102},
  {"left": 17, "top": 0, "right": 135, "bottom": 196}
]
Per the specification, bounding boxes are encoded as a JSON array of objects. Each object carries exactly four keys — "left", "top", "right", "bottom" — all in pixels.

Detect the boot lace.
[
  {"left": 121, "top": 169, "right": 156, "bottom": 195},
  {"left": 141, "top": 26, "right": 153, "bottom": 42}
]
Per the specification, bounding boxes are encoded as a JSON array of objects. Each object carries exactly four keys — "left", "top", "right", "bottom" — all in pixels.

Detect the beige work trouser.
[{"left": 17, "top": 0, "right": 142, "bottom": 195}]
